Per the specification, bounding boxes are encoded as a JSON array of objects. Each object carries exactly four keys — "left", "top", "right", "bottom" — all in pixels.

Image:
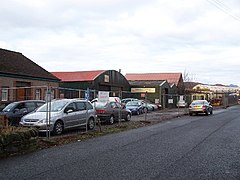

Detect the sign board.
[
  {"left": 179, "top": 95, "right": 184, "bottom": 101},
  {"left": 168, "top": 99, "right": 173, "bottom": 104},
  {"left": 131, "top": 88, "right": 155, "bottom": 93},
  {"left": 98, "top": 91, "right": 109, "bottom": 102}
]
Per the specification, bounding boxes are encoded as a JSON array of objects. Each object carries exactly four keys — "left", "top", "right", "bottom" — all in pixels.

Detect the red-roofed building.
[
  {"left": 51, "top": 70, "right": 105, "bottom": 82},
  {"left": 125, "top": 73, "right": 184, "bottom": 92},
  {"left": 125, "top": 73, "right": 185, "bottom": 93},
  {"left": 51, "top": 70, "right": 130, "bottom": 99},
  {"left": 125, "top": 72, "right": 185, "bottom": 108}
]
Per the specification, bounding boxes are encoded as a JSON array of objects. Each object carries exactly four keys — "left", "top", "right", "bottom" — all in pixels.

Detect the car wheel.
[
  {"left": 87, "top": 118, "right": 95, "bottom": 130},
  {"left": 205, "top": 110, "right": 209, "bottom": 116},
  {"left": 137, "top": 110, "right": 140, "bottom": 115},
  {"left": 53, "top": 120, "right": 64, "bottom": 135},
  {"left": 143, "top": 107, "right": 147, "bottom": 113},
  {"left": 125, "top": 113, "right": 131, "bottom": 121},
  {"left": 108, "top": 115, "right": 114, "bottom": 125}
]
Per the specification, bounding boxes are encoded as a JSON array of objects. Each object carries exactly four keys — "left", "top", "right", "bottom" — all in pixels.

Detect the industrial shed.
[
  {"left": 125, "top": 72, "right": 185, "bottom": 108},
  {"left": 52, "top": 70, "right": 130, "bottom": 99}
]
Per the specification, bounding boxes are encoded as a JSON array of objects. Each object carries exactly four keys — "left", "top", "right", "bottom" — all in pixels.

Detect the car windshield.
[
  {"left": 126, "top": 101, "right": 140, "bottom": 106},
  {"left": 2, "top": 102, "right": 17, "bottom": 112},
  {"left": 37, "top": 100, "right": 69, "bottom": 112}
]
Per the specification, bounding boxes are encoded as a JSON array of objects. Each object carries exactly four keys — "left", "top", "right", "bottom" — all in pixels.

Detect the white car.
[
  {"left": 91, "top": 97, "right": 121, "bottom": 103},
  {"left": 176, "top": 100, "right": 187, "bottom": 108}
]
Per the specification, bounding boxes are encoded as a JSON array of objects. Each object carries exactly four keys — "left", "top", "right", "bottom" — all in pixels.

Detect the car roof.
[
  {"left": 51, "top": 98, "right": 89, "bottom": 102},
  {"left": 10, "top": 100, "right": 45, "bottom": 104}
]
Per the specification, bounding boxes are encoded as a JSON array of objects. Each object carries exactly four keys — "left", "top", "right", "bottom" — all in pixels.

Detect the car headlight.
[{"left": 38, "top": 119, "right": 46, "bottom": 123}]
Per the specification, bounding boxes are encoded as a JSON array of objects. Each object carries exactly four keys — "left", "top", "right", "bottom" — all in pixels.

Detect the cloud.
[{"left": 0, "top": 0, "right": 240, "bottom": 85}]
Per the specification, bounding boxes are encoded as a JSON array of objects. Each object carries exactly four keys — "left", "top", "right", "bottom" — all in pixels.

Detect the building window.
[
  {"left": 1, "top": 88, "right": 8, "bottom": 101},
  {"left": 35, "top": 89, "right": 41, "bottom": 100}
]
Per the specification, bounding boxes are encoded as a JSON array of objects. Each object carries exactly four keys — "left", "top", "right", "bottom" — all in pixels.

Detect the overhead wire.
[{"left": 206, "top": 0, "right": 240, "bottom": 22}]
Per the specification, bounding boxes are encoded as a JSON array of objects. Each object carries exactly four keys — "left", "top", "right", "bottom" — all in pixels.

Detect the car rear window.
[
  {"left": 93, "top": 102, "right": 108, "bottom": 108},
  {"left": 191, "top": 101, "right": 205, "bottom": 105}
]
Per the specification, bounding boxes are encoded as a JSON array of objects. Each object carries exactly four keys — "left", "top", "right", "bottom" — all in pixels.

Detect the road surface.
[{"left": 1, "top": 105, "right": 240, "bottom": 179}]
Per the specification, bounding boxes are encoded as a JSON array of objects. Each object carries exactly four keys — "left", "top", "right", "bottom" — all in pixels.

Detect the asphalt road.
[{"left": 1, "top": 105, "right": 240, "bottom": 180}]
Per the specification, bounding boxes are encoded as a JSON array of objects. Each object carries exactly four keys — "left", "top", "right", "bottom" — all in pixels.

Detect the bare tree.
[{"left": 183, "top": 69, "right": 196, "bottom": 82}]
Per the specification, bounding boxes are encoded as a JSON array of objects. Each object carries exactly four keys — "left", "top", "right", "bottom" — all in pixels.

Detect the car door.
[
  {"left": 117, "top": 102, "right": 127, "bottom": 119},
  {"left": 76, "top": 101, "right": 87, "bottom": 125},
  {"left": 62, "top": 102, "right": 79, "bottom": 128},
  {"left": 10, "top": 102, "right": 28, "bottom": 125},
  {"left": 25, "top": 102, "right": 38, "bottom": 113},
  {"left": 109, "top": 102, "right": 118, "bottom": 119}
]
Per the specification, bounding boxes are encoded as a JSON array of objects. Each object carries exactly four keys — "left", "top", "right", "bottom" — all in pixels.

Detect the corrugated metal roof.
[
  {"left": 125, "top": 73, "right": 182, "bottom": 85},
  {"left": 51, "top": 70, "right": 106, "bottom": 82}
]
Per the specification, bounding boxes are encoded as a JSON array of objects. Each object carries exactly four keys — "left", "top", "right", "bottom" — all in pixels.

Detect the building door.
[
  {"left": 16, "top": 81, "right": 31, "bottom": 101},
  {"left": 16, "top": 88, "right": 25, "bottom": 101}
]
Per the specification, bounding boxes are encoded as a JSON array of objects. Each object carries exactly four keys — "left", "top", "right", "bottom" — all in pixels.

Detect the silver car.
[
  {"left": 189, "top": 100, "right": 213, "bottom": 116},
  {"left": 20, "top": 99, "right": 96, "bottom": 135}
]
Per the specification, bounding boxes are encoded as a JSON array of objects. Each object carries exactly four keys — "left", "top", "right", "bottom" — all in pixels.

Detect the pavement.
[
  {"left": 131, "top": 105, "right": 229, "bottom": 123},
  {"left": 131, "top": 107, "right": 187, "bottom": 122}
]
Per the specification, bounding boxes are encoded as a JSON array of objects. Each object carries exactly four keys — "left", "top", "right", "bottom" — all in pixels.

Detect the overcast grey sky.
[{"left": 1, "top": 0, "right": 240, "bottom": 85}]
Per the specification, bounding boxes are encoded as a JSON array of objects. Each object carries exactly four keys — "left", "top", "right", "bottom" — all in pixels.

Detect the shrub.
[{"left": 0, "top": 127, "right": 38, "bottom": 157}]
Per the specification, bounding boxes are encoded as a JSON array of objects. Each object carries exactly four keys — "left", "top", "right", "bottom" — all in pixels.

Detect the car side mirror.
[{"left": 65, "top": 108, "right": 73, "bottom": 114}]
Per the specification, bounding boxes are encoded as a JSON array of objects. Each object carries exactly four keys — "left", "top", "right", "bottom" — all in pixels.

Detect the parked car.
[
  {"left": 91, "top": 97, "right": 121, "bottom": 103},
  {"left": 189, "top": 100, "right": 213, "bottom": 116},
  {"left": 139, "top": 100, "right": 154, "bottom": 112},
  {"left": 94, "top": 101, "right": 131, "bottom": 124},
  {"left": 0, "top": 101, "right": 13, "bottom": 112},
  {"left": 121, "top": 98, "right": 138, "bottom": 106},
  {"left": 176, "top": 100, "right": 188, "bottom": 108},
  {"left": 0, "top": 100, "right": 45, "bottom": 126},
  {"left": 20, "top": 99, "right": 96, "bottom": 135},
  {"left": 149, "top": 103, "right": 159, "bottom": 111},
  {"left": 143, "top": 100, "right": 160, "bottom": 111},
  {"left": 125, "top": 100, "right": 143, "bottom": 115}
]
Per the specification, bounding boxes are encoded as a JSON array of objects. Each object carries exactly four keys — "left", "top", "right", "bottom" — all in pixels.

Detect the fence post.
[
  {"left": 118, "top": 90, "right": 122, "bottom": 124},
  {"left": 45, "top": 86, "right": 51, "bottom": 139}
]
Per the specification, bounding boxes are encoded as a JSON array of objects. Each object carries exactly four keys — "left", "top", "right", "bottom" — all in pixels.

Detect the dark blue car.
[{"left": 125, "top": 101, "right": 143, "bottom": 115}]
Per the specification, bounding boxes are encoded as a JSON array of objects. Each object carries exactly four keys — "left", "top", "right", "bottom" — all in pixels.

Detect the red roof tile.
[
  {"left": 125, "top": 73, "right": 182, "bottom": 85},
  {"left": 51, "top": 70, "right": 105, "bottom": 82}
]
